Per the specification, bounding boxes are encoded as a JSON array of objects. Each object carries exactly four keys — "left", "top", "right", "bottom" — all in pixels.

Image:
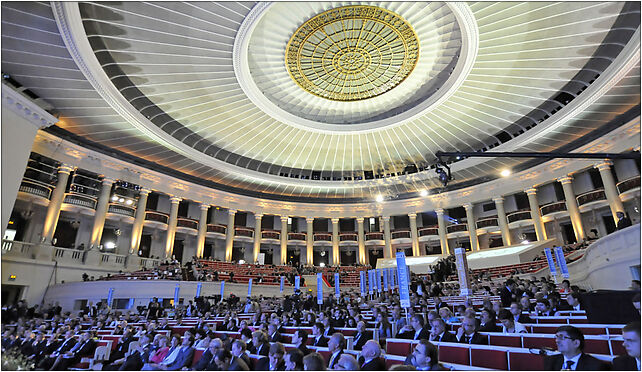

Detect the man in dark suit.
[
  {"left": 268, "top": 324, "right": 283, "bottom": 344},
  {"left": 544, "top": 326, "right": 608, "bottom": 371},
  {"left": 616, "top": 212, "right": 633, "bottom": 230},
  {"left": 326, "top": 333, "right": 345, "bottom": 369},
  {"left": 291, "top": 330, "right": 310, "bottom": 356},
  {"left": 38, "top": 330, "right": 77, "bottom": 370},
  {"left": 479, "top": 309, "right": 500, "bottom": 332},
  {"left": 500, "top": 279, "right": 517, "bottom": 307},
  {"left": 191, "top": 339, "right": 219, "bottom": 371},
  {"left": 510, "top": 302, "right": 534, "bottom": 324},
  {"left": 230, "top": 339, "right": 252, "bottom": 371},
  {"left": 429, "top": 318, "right": 457, "bottom": 343},
  {"left": 116, "top": 333, "right": 154, "bottom": 371},
  {"left": 311, "top": 322, "right": 328, "bottom": 347},
  {"left": 50, "top": 331, "right": 96, "bottom": 370},
  {"left": 107, "top": 329, "right": 135, "bottom": 364},
  {"left": 254, "top": 342, "right": 285, "bottom": 371},
  {"left": 252, "top": 330, "right": 270, "bottom": 357},
  {"left": 565, "top": 292, "right": 584, "bottom": 312},
  {"left": 612, "top": 321, "right": 640, "bottom": 371},
  {"left": 535, "top": 299, "right": 555, "bottom": 317},
  {"left": 353, "top": 321, "right": 372, "bottom": 351},
  {"left": 398, "top": 314, "right": 430, "bottom": 340},
  {"left": 455, "top": 317, "right": 488, "bottom": 345},
  {"left": 358, "top": 340, "right": 386, "bottom": 371}
]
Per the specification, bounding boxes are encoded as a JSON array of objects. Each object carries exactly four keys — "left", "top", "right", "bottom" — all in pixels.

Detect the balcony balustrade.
[
  {"left": 177, "top": 218, "right": 198, "bottom": 230},
  {"left": 207, "top": 224, "right": 226, "bottom": 234},
  {"left": 19, "top": 179, "right": 52, "bottom": 199},
  {"left": 261, "top": 230, "right": 279, "bottom": 239},
  {"left": 288, "top": 232, "right": 306, "bottom": 241},
  {"left": 418, "top": 227, "right": 438, "bottom": 236},
  {"left": 339, "top": 232, "right": 358, "bottom": 241},
  {"left": 540, "top": 201, "right": 567, "bottom": 216},
  {"left": 365, "top": 232, "right": 384, "bottom": 240},
  {"left": 447, "top": 224, "right": 467, "bottom": 233},
  {"left": 53, "top": 247, "right": 85, "bottom": 262},
  {"left": 314, "top": 233, "right": 332, "bottom": 241},
  {"left": 576, "top": 189, "right": 606, "bottom": 206},
  {"left": 234, "top": 227, "right": 253, "bottom": 237},
  {"left": 100, "top": 252, "right": 128, "bottom": 266},
  {"left": 63, "top": 193, "right": 97, "bottom": 209},
  {"left": 108, "top": 204, "right": 136, "bottom": 217},
  {"left": 617, "top": 176, "right": 640, "bottom": 194},
  {"left": 476, "top": 218, "right": 498, "bottom": 229},
  {"left": 145, "top": 211, "right": 169, "bottom": 224},
  {"left": 507, "top": 210, "right": 532, "bottom": 223},
  {"left": 391, "top": 230, "right": 411, "bottom": 239}
]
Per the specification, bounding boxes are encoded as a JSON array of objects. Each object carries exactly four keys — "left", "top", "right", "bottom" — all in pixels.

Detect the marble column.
[
  {"left": 225, "top": 209, "right": 236, "bottom": 262},
  {"left": 463, "top": 203, "right": 479, "bottom": 251},
  {"left": 306, "top": 217, "right": 314, "bottom": 266},
  {"left": 493, "top": 197, "right": 512, "bottom": 246},
  {"left": 88, "top": 178, "right": 115, "bottom": 248},
  {"left": 525, "top": 188, "right": 547, "bottom": 241},
  {"left": 383, "top": 216, "right": 393, "bottom": 258},
  {"left": 41, "top": 163, "right": 74, "bottom": 243},
  {"left": 253, "top": 214, "right": 262, "bottom": 264},
  {"left": 165, "top": 196, "right": 181, "bottom": 258},
  {"left": 196, "top": 204, "right": 209, "bottom": 258},
  {"left": 435, "top": 209, "right": 450, "bottom": 255},
  {"left": 331, "top": 218, "right": 340, "bottom": 266},
  {"left": 129, "top": 188, "right": 150, "bottom": 254},
  {"left": 279, "top": 216, "right": 288, "bottom": 266},
  {"left": 356, "top": 217, "right": 367, "bottom": 265},
  {"left": 408, "top": 213, "right": 420, "bottom": 256},
  {"left": 595, "top": 161, "right": 625, "bottom": 223},
  {"left": 558, "top": 176, "right": 586, "bottom": 243}
]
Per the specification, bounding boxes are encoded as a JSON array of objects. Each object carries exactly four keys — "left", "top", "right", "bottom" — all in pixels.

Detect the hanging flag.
[
  {"left": 544, "top": 248, "right": 558, "bottom": 276},
  {"left": 383, "top": 268, "right": 389, "bottom": 291},
  {"left": 196, "top": 282, "right": 202, "bottom": 298},
  {"left": 247, "top": 278, "right": 253, "bottom": 297},
  {"left": 220, "top": 281, "right": 225, "bottom": 299},
  {"left": 173, "top": 284, "right": 180, "bottom": 307},
  {"left": 396, "top": 252, "right": 411, "bottom": 308},
  {"left": 107, "top": 288, "right": 114, "bottom": 308},
  {"left": 376, "top": 269, "right": 383, "bottom": 292},
  {"left": 295, "top": 276, "right": 300, "bottom": 290},
  {"left": 360, "top": 271, "right": 366, "bottom": 296},
  {"left": 280, "top": 276, "right": 285, "bottom": 293},
  {"left": 553, "top": 246, "right": 570, "bottom": 278},
  {"left": 334, "top": 273, "right": 340, "bottom": 297},
  {"left": 316, "top": 273, "right": 324, "bottom": 305},
  {"left": 368, "top": 269, "right": 374, "bottom": 295}
]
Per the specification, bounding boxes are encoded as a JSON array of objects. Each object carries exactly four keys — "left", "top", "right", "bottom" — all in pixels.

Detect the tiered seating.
[
  {"left": 470, "top": 249, "right": 585, "bottom": 279},
  {"left": 196, "top": 260, "right": 296, "bottom": 285}
]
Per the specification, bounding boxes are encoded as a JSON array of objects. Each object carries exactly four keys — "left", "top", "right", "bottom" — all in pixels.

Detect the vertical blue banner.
[
  {"left": 316, "top": 273, "right": 324, "bottom": 305},
  {"left": 544, "top": 248, "right": 558, "bottom": 276},
  {"left": 295, "top": 276, "right": 300, "bottom": 290},
  {"left": 376, "top": 269, "right": 382, "bottom": 292},
  {"left": 396, "top": 252, "right": 411, "bottom": 308},
  {"left": 173, "top": 284, "right": 180, "bottom": 307},
  {"left": 368, "top": 269, "right": 374, "bottom": 295},
  {"left": 383, "top": 268, "right": 389, "bottom": 291},
  {"left": 280, "top": 276, "right": 285, "bottom": 293},
  {"left": 360, "top": 271, "right": 366, "bottom": 296},
  {"left": 127, "top": 298, "right": 134, "bottom": 310},
  {"left": 220, "top": 281, "right": 225, "bottom": 299},
  {"left": 334, "top": 273, "right": 340, "bottom": 297},
  {"left": 553, "top": 246, "right": 570, "bottom": 278},
  {"left": 247, "top": 278, "right": 253, "bottom": 297},
  {"left": 196, "top": 282, "right": 202, "bottom": 298},
  {"left": 107, "top": 288, "right": 114, "bottom": 308}
]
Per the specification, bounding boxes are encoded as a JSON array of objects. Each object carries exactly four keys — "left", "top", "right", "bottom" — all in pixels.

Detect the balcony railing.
[
  {"left": 314, "top": 233, "right": 332, "bottom": 241},
  {"left": 100, "top": 252, "right": 127, "bottom": 265},
  {"left": 108, "top": 204, "right": 136, "bottom": 217},
  {"left": 207, "top": 224, "right": 226, "bottom": 234},
  {"left": 447, "top": 224, "right": 467, "bottom": 233},
  {"left": 2, "top": 240, "right": 36, "bottom": 255},
  {"left": 145, "top": 211, "right": 169, "bottom": 224},
  {"left": 288, "top": 232, "right": 306, "bottom": 241},
  {"left": 261, "top": 230, "right": 279, "bottom": 239},
  {"left": 177, "top": 218, "right": 198, "bottom": 230},
  {"left": 19, "top": 179, "right": 52, "bottom": 199},
  {"left": 365, "top": 232, "right": 384, "bottom": 240},
  {"left": 507, "top": 210, "right": 532, "bottom": 223},
  {"left": 53, "top": 247, "right": 85, "bottom": 262},
  {"left": 540, "top": 201, "right": 567, "bottom": 216},
  {"left": 476, "top": 218, "right": 498, "bottom": 229},
  {"left": 63, "top": 193, "right": 97, "bottom": 209},
  {"left": 617, "top": 176, "right": 640, "bottom": 194},
  {"left": 418, "top": 227, "right": 438, "bottom": 236},
  {"left": 576, "top": 189, "right": 606, "bottom": 206},
  {"left": 339, "top": 233, "right": 358, "bottom": 241},
  {"left": 391, "top": 230, "right": 411, "bottom": 239},
  {"left": 234, "top": 227, "right": 253, "bottom": 237}
]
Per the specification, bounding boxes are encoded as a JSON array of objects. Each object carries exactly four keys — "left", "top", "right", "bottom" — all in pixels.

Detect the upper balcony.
[
  {"left": 261, "top": 230, "right": 279, "bottom": 240},
  {"left": 576, "top": 189, "right": 607, "bottom": 212},
  {"left": 391, "top": 230, "right": 411, "bottom": 240},
  {"left": 62, "top": 193, "right": 97, "bottom": 215},
  {"left": 476, "top": 217, "right": 498, "bottom": 232},
  {"left": 18, "top": 179, "right": 52, "bottom": 204},
  {"left": 107, "top": 203, "right": 136, "bottom": 219},
  {"left": 540, "top": 201, "right": 568, "bottom": 222},
  {"left": 617, "top": 175, "right": 640, "bottom": 202},
  {"left": 144, "top": 210, "right": 169, "bottom": 226},
  {"left": 288, "top": 232, "right": 306, "bottom": 241},
  {"left": 365, "top": 232, "right": 384, "bottom": 243},
  {"left": 418, "top": 227, "right": 439, "bottom": 241},
  {"left": 339, "top": 232, "right": 357, "bottom": 245},
  {"left": 234, "top": 227, "right": 253, "bottom": 240},
  {"left": 507, "top": 210, "right": 532, "bottom": 227},
  {"left": 207, "top": 224, "right": 226, "bottom": 235},
  {"left": 314, "top": 232, "right": 332, "bottom": 243},
  {"left": 176, "top": 217, "right": 198, "bottom": 234}
]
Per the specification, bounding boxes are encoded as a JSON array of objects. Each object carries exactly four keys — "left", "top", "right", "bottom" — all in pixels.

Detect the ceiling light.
[
  {"left": 500, "top": 169, "right": 511, "bottom": 177},
  {"left": 104, "top": 241, "right": 116, "bottom": 249},
  {"left": 111, "top": 195, "right": 118, "bottom": 201},
  {"left": 375, "top": 194, "right": 384, "bottom": 203},
  {"left": 118, "top": 198, "right": 125, "bottom": 203},
  {"left": 419, "top": 189, "right": 428, "bottom": 197},
  {"left": 125, "top": 199, "right": 133, "bottom": 205}
]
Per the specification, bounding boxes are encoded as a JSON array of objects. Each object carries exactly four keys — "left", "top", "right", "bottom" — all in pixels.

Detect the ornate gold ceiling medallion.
[{"left": 285, "top": 6, "right": 419, "bottom": 102}]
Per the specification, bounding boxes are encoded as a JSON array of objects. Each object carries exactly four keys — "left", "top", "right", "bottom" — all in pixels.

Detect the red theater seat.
[
  {"left": 386, "top": 339, "right": 412, "bottom": 356},
  {"left": 522, "top": 335, "right": 556, "bottom": 350},
  {"left": 611, "top": 339, "right": 626, "bottom": 355},
  {"left": 508, "top": 350, "right": 546, "bottom": 370},
  {"left": 489, "top": 334, "right": 522, "bottom": 347},
  {"left": 470, "top": 347, "right": 508, "bottom": 370},
  {"left": 437, "top": 343, "right": 470, "bottom": 365},
  {"left": 583, "top": 338, "right": 610, "bottom": 355},
  {"left": 192, "top": 349, "right": 205, "bottom": 366}
]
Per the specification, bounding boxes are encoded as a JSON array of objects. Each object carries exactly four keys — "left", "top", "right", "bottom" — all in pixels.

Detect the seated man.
[
  {"left": 214, "top": 349, "right": 249, "bottom": 371},
  {"left": 535, "top": 299, "right": 555, "bottom": 317},
  {"left": 113, "top": 333, "right": 155, "bottom": 371},
  {"left": 291, "top": 329, "right": 310, "bottom": 356},
  {"left": 613, "top": 321, "right": 640, "bottom": 371},
  {"left": 191, "top": 337, "right": 222, "bottom": 371},
  {"left": 408, "top": 339, "right": 444, "bottom": 371},
  {"left": 252, "top": 330, "right": 270, "bottom": 357},
  {"left": 311, "top": 323, "right": 328, "bottom": 347},
  {"left": 255, "top": 342, "right": 285, "bottom": 371},
  {"left": 544, "top": 325, "right": 608, "bottom": 371},
  {"left": 353, "top": 321, "right": 372, "bottom": 351},
  {"left": 428, "top": 318, "right": 457, "bottom": 343},
  {"left": 564, "top": 292, "right": 584, "bottom": 312},
  {"left": 326, "top": 333, "right": 345, "bottom": 369},
  {"left": 358, "top": 340, "right": 386, "bottom": 371},
  {"left": 398, "top": 314, "right": 430, "bottom": 340},
  {"left": 38, "top": 330, "right": 77, "bottom": 370},
  {"left": 303, "top": 352, "right": 326, "bottom": 371},
  {"left": 479, "top": 309, "right": 500, "bottom": 332},
  {"left": 50, "top": 331, "right": 96, "bottom": 371},
  {"left": 510, "top": 302, "right": 533, "bottom": 324},
  {"left": 334, "top": 354, "right": 360, "bottom": 371},
  {"left": 230, "top": 339, "right": 252, "bottom": 371},
  {"left": 455, "top": 316, "right": 488, "bottom": 345},
  {"left": 284, "top": 348, "right": 304, "bottom": 371},
  {"left": 142, "top": 334, "right": 194, "bottom": 370},
  {"left": 498, "top": 309, "right": 528, "bottom": 334}
]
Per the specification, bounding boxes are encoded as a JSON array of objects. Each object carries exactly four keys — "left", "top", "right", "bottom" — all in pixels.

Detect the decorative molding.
[
  {"left": 228, "top": 209, "right": 237, "bottom": 216},
  {"left": 58, "top": 163, "right": 75, "bottom": 174},
  {"left": 199, "top": 204, "right": 210, "bottom": 211},
  {"left": 492, "top": 197, "right": 504, "bottom": 204},
  {"left": 595, "top": 161, "right": 614, "bottom": 171},
  {"left": 524, "top": 188, "right": 538, "bottom": 196},
  {"left": 1, "top": 82, "right": 58, "bottom": 129},
  {"left": 557, "top": 176, "right": 573, "bottom": 185},
  {"left": 101, "top": 178, "right": 115, "bottom": 186},
  {"left": 169, "top": 196, "right": 182, "bottom": 204}
]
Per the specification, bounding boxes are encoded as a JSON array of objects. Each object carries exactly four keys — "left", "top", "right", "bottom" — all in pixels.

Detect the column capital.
[
  {"left": 408, "top": 213, "right": 417, "bottom": 219},
  {"left": 138, "top": 188, "right": 151, "bottom": 196},
  {"left": 382, "top": 216, "right": 391, "bottom": 222},
  {"left": 199, "top": 203, "right": 210, "bottom": 211},
  {"left": 463, "top": 203, "right": 473, "bottom": 210},
  {"left": 492, "top": 196, "right": 504, "bottom": 204},
  {"left": 280, "top": 215, "right": 289, "bottom": 222},
  {"left": 58, "top": 163, "right": 75, "bottom": 175},
  {"left": 435, "top": 208, "right": 445, "bottom": 215},
  {"left": 594, "top": 161, "right": 613, "bottom": 171},
  {"left": 306, "top": 217, "right": 314, "bottom": 223},
  {"left": 254, "top": 213, "right": 263, "bottom": 220},
  {"left": 228, "top": 209, "right": 237, "bottom": 216},
  {"left": 101, "top": 177, "right": 115, "bottom": 186},
  {"left": 356, "top": 217, "right": 365, "bottom": 223},
  {"left": 557, "top": 176, "right": 573, "bottom": 185},
  {"left": 331, "top": 218, "right": 340, "bottom": 224},
  {"left": 524, "top": 188, "right": 538, "bottom": 196},
  {"left": 169, "top": 196, "right": 182, "bottom": 204}
]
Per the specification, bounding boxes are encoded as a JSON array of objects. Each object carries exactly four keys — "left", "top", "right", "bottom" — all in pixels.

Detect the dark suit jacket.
[
  {"left": 399, "top": 327, "right": 430, "bottom": 341},
  {"left": 54, "top": 337, "right": 77, "bottom": 354},
  {"left": 353, "top": 331, "right": 372, "bottom": 351},
  {"left": 360, "top": 357, "right": 386, "bottom": 371},
  {"left": 229, "top": 355, "right": 250, "bottom": 371},
  {"left": 517, "top": 314, "right": 534, "bottom": 324},
  {"left": 312, "top": 336, "right": 328, "bottom": 347},
  {"left": 255, "top": 342, "right": 270, "bottom": 357},
  {"left": 297, "top": 344, "right": 311, "bottom": 356},
  {"left": 500, "top": 287, "right": 515, "bottom": 307},
  {"left": 327, "top": 350, "right": 344, "bottom": 369},
  {"left": 119, "top": 344, "right": 154, "bottom": 370},
  {"left": 543, "top": 353, "right": 609, "bottom": 371},
  {"left": 191, "top": 349, "right": 213, "bottom": 371},
  {"left": 432, "top": 331, "right": 457, "bottom": 343},
  {"left": 479, "top": 322, "right": 501, "bottom": 332},
  {"left": 458, "top": 332, "right": 488, "bottom": 345},
  {"left": 612, "top": 355, "right": 638, "bottom": 371},
  {"left": 164, "top": 346, "right": 194, "bottom": 370},
  {"left": 270, "top": 332, "right": 283, "bottom": 343},
  {"left": 254, "top": 357, "right": 284, "bottom": 371}
]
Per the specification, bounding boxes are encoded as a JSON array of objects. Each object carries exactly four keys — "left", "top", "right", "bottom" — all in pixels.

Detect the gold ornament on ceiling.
[{"left": 285, "top": 5, "right": 419, "bottom": 102}]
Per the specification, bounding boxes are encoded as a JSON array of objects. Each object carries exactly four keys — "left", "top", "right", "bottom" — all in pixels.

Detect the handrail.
[
  {"left": 447, "top": 224, "right": 467, "bottom": 233},
  {"left": 261, "top": 230, "right": 279, "bottom": 239},
  {"left": 418, "top": 227, "right": 438, "bottom": 236},
  {"left": 207, "top": 224, "right": 226, "bottom": 234},
  {"left": 507, "top": 210, "right": 531, "bottom": 223},
  {"left": 339, "top": 233, "right": 358, "bottom": 241},
  {"left": 576, "top": 189, "right": 606, "bottom": 206},
  {"left": 234, "top": 227, "right": 253, "bottom": 237},
  {"left": 476, "top": 218, "right": 498, "bottom": 229},
  {"left": 177, "top": 218, "right": 198, "bottom": 229},
  {"left": 108, "top": 204, "right": 136, "bottom": 217},
  {"left": 19, "top": 179, "right": 53, "bottom": 199},
  {"left": 145, "top": 211, "right": 169, "bottom": 224},
  {"left": 288, "top": 232, "right": 306, "bottom": 241},
  {"left": 540, "top": 201, "right": 567, "bottom": 216},
  {"left": 314, "top": 233, "right": 332, "bottom": 241},
  {"left": 63, "top": 193, "right": 97, "bottom": 209},
  {"left": 616, "top": 175, "right": 640, "bottom": 194},
  {"left": 365, "top": 232, "right": 384, "bottom": 240},
  {"left": 391, "top": 230, "right": 411, "bottom": 239}
]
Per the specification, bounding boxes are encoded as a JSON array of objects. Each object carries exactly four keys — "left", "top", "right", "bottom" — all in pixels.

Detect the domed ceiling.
[{"left": 1, "top": 1, "right": 640, "bottom": 203}]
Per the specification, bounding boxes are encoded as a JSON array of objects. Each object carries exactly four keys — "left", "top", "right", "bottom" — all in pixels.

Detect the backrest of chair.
[
  {"left": 93, "top": 345, "right": 109, "bottom": 361},
  {"left": 507, "top": 349, "right": 545, "bottom": 371},
  {"left": 384, "top": 354, "right": 405, "bottom": 369},
  {"left": 522, "top": 334, "right": 556, "bottom": 349},
  {"left": 127, "top": 341, "right": 139, "bottom": 356},
  {"left": 386, "top": 339, "right": 413, "bottom": 356},
  {"left": 192, "top": 348, "right": 205, "bottom": 366},
  {"left": 489, "top": 334, "right": 522, "bottom": 347},
  {"left": 436, "top": 342, "right": 470, "bottom": 365},
  {"left": 583, "top": 337, "right": 610, "bottom": 355},
  {"left": 470, "top": 347, "right": 508, "bottom": 370},
  {"left": 610, "top": 338, "right": 626, "bottom": 356}
]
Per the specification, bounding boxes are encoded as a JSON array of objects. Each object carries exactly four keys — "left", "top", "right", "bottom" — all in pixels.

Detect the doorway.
[{"left": 1, "top": 285, "right": 24, "bottom": 306}]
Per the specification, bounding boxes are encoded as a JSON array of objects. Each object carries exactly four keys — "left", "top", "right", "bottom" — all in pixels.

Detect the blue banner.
[
  {"left": 173, "top": 284, "right": 180, "bottom": 307},
  {"left": 396, "top": 252, "right": 411, "bottom": 308},
  {"left": 368, "top": 269, "right": 374, "bottom": 295},
  {"left": 295, "top": 276, "right": 300, "bottom": 290},
  {"left": 334, "top": 273, "right": 340, "bottom": 297},
  {"left": 280, "top": 276, "right": 285, "bottom": 293},
  {"left": 383, "top": 268, "right": 389, "bottom": 291},
  {"left": 544, "top": 248, "right": 558, "bottom": 276},
  {"left": 127, "top": 298, "right": 134, "bottom": 310},
  {"left": 376, "top": 269, "right": 383, "bottom": 292},
  {"left": 248, "top": 278, "right": 253, "bottom": 297},
  {"left": 317, "top": 273, "right": 324, "bottom": 305},
  {"left": 196, "top": 282, "right": 202, "bottom": 298},
  {"left": 107, "top": 288, "right": 114, "bottom": 308},
  {"left": 554, "top": 246, "right": 570, "bottom": 278},
  {"left": 220, "top": 281, "right": 225, "bottom": 299},
  {"left": 360, "top": 271, "right": 366, "bottom": 296}
]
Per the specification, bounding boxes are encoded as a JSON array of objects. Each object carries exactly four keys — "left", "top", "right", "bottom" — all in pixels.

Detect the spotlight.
[
  {"left": 375, "top": 194, "right": 384, "bottom": 203},
  {"left": 419, "top": 189, "right": 428, "bottom": 197},
  {"left": 434, "top": 162, "right": 452, "bottom": 187},
  {"left": 118, "top": 198, "right": 125, "bottom": 203},
  {"left": 111, "top": 195, "right": 118, "bottom": 201},
  {"left": 500, "top": 169, "right": 511, "bottom": 177},
  {"left": 125, "top": 199, "right": 133, "bottom": 205},
  {"left": 320, "top": 262, "right": 326, "bottom": 267},
  {"left": 104, "top": 241, "right": 116, "bottom": 249}
]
